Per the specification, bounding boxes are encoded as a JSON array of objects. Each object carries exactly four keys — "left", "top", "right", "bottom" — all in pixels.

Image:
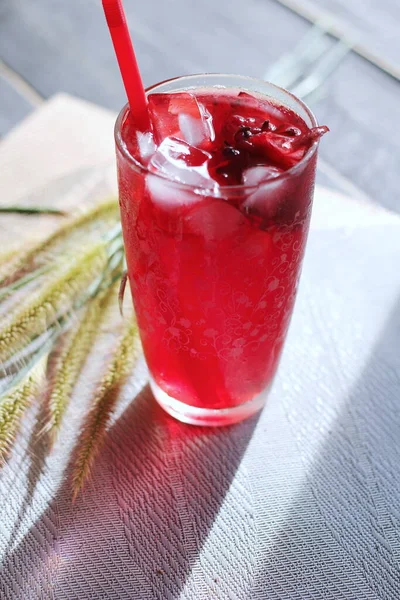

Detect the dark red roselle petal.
[
  {"left": 261, "top": 120, "right": 276, "bottom": 132},
  {"left": 208, "top": 148, "right": 250, "bottom": 185},
  {"left": 260, "top": 136, "right": 307, "bottom": 169},
  {"left": 309, "top": 125, "right": 330, "bottom": 140},
  {"left": 291, "top": 125, "right": 330, "bottom": 148},
  {"left": 221, "top": 114, "right": 257, "bottom": 147},
  {"left": 233, "top": 123, "right": 328, "bottom": 170},
  {"left": 238, "top": 92, "right": 310, "bottom": 133},
  {"left": 234, "top": 131, "right": 301, "bottom": 169},
  {"left": 275, "top": 123, "right": 302, "bottom": 137}
]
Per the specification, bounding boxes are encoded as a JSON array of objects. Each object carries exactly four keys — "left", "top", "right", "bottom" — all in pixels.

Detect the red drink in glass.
[{"left": 115, "top": 75, "right": 327, "bottom": 426}]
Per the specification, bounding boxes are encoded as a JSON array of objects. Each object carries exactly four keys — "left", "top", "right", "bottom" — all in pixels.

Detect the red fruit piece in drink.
[
  {"left": 208, "top": 145, "right": 251, "bottom": 186},
  {"left": 293, "top": 125, "right": 330, "bottom": 146},
  {"left": 235, "top": 130, "right": 305, "bottom": 169},
  {"left": 220, "top": 114, "right": 257, "bottom": 147}
]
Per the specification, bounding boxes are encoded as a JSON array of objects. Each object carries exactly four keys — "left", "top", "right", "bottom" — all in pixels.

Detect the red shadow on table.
[{"left": 1, "top": 384, "right": 259, "bottom": 599}]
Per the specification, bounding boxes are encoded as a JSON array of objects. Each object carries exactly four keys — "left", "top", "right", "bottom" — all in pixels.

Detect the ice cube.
[
  {"left": 168, "top": 92, "right": 204, "bottom": 117},
  {"left": 149, "top": 136, "right": 214, "bottom": 188},
  {"left": 179, "top": 113, "right": 207, "bottom": 147},
  {"left": 147, "top": 173, "right": 199, "bottom": 209},
  {"left": 243, "top": 166, "right": 282, "bottom": 186},
  {"left": 179, "top": 108, "right": 215, "bottom": 147},
  {"left": 147, "top": 137, "right": 217, "bottom": 210},
  {"left": 192, "top": 102, "right": 215, "bottom": 144},
  {"left": 243, "top": 173, "right": 284, "bottom": 220},
  {"left": 136, "top": 130, "right": 156, "bottom": 161},
  {"left": 148, "top": 92, "right": 214, "bottom": 146},
  {"left": 184, "top": 199, "right": 247, "bottom": 240}
]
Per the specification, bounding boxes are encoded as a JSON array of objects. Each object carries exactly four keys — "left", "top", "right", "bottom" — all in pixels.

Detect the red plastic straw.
[{"left": 102, "top": 0, "right": 150, "bottom": 131}]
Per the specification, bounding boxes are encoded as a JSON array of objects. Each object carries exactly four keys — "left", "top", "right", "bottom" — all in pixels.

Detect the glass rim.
[{"left": 114, "top": 73, "right": 320, "bottom": 194}]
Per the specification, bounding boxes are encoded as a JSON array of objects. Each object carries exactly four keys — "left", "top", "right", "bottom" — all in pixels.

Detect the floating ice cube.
[
  {"left": 148, "top": 92, "right": 214, "bottom": 146},
  {"left": 146, "top": 173, "right": 198, "bottom": 208},
  {"left": 178, "top": 110, "right": 215, "bottom": 147},
  {"left": 168, "top": 92, "right": 204, "bottom": 117},
  {"left": 179, "top": 113, "right": 207, "bottom": 147},
  {"left": 200, "top": 104, "right": 215, "bottom": 142},
  {"left": 243, "top": 166, "right": 282, "bottom": 186},
  {"left": 149, "top": 136, "right": 214, "bottom": 188},
  {"left": 136, "top": 130, "right": 156, "bottom": 161},
  {"left": 243, "top": 168, "right": 284, "bottom": 220},
  {"left": 184, "top": 199, "right": 246, "bottom": 240},
  {"left": 147, "top": 137, "right": 217, "bottom": 209}
]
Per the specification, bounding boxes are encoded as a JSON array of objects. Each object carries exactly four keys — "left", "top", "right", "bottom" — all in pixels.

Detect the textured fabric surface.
[
  {"left": 1, "top": 221, "right": 400, "bottom": 599},
  {"left": 1, "top": 95, "right": 400, "bottom": 599}
]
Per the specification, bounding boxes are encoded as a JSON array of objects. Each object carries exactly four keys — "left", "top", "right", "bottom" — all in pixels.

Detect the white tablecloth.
[{"left": 1, "top": 96, "right": 400, "bottom": 599}]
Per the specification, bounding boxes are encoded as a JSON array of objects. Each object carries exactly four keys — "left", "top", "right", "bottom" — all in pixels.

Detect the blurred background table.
[{"left": 0, "top": 0, "right": 399, "bottom": 212}]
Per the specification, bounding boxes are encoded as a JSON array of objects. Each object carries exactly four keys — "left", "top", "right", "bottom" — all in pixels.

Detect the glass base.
[{"left": 150, "top": 376, "right": 268, "bottom": 426}]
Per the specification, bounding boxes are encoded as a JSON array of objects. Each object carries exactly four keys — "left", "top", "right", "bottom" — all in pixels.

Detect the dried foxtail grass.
[
  {"left": 0, "top": 357, "right": 46, "bottom": 462},
  {"left": 0, "top": 195, "right": 140, "bottom": 484},
  {"left": 0, "top": 197, "right": 119, "bottom": 285},
  {"left": 42, "top": 287, "right": 117, "bottom": 444},
  {"left": 0, "top": 241, "right": 109, "bottom": 364},
  {"left": 71, "top": 317, "right": 140, "bottom": 500}
]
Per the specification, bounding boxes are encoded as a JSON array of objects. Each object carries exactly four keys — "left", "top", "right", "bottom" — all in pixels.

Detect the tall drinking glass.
[{"left": 115, "top": 74, "right": 320, "bottom": 426}]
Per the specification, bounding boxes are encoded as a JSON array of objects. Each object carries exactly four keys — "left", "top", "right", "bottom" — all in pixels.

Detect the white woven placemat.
[{"left": 1, "top": 95, "right": 400, "bottom": 599}]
